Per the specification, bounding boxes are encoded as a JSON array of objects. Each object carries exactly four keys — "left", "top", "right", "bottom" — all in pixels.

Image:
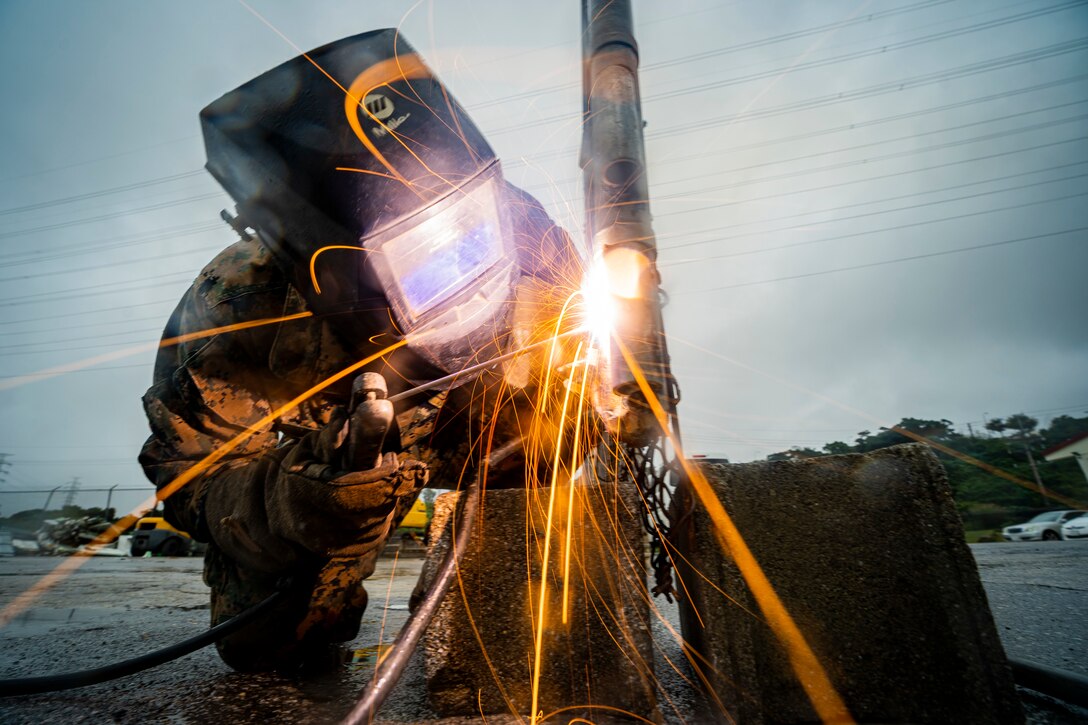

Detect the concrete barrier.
[
  {"left": 672, "top": 444, "right": 1023, "bottom": 724},
  {"left": 417, "top": 483, "right": 659, "bottom": 722}
]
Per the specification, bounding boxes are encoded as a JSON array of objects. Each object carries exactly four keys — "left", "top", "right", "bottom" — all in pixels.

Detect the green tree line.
[{"left": 766, "top": 413, "right": 1088, "bottom": 530}]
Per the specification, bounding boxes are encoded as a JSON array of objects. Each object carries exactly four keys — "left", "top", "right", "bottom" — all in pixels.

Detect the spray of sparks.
[{"left": 7, "top": 8, "right": 1081, "bottom": 725}]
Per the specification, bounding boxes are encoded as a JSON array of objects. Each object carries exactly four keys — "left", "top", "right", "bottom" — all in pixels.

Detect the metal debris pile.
[{"left": 35, "top": 516, "right": 113, "bottom": 555}]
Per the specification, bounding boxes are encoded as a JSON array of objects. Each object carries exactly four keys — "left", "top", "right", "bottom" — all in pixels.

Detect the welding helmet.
[{"left": 200, "top": 30, "right": 518, "bottom": 375}]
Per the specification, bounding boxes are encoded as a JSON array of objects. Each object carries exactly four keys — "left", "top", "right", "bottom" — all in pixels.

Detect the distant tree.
[
  {"left": 823, "top": 441, "right": 852, "bottom": 455},
  {"left": 895, "top": 418, "right": 955, "bottom": 440},
  {"left": 985, "top": 418, "right": 1007, "bottom": 436},
  {"left": 767, "top": 447, "right": 822, "bottom": 462},
  {"left": 1040, "top": 414, "right": 1088, "bottom": 448},
  {"left": 1004, "top": 413, "right": 1038, "bottom": 438},
  {"left": 855, "top": 430, "right": 871, "bottom": 446}
]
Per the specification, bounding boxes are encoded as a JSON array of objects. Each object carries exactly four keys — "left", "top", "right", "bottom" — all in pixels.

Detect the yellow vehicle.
[
  {"left": 129, "top": 516, "right": 193, "bottom": 557},
  {"left": 397, "top": 499, "right": 430, "bottom": 531}
]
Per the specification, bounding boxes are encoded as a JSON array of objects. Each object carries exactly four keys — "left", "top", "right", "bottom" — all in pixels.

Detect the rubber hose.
[
  {"left": 1009, "top": 656, "right": 1088, "bottom": 709},
  {"left": 0, "top": 588, "right": 287, "bottom": 697}
]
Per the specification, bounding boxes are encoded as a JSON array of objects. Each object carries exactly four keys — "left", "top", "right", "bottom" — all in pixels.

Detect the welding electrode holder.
[
  {"left": 298, "top": 372, "right": 396, "bottom": 644},
  {"left": 345, "top": 372, "right": 393, "bottom": 472}
]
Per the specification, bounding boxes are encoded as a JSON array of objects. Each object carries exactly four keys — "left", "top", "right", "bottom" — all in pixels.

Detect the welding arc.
[
  {"left": 341, "top": 438, "right": 522, "bottom": 725},
  {"left": 0, "top": 588, "right": 287, "bottom": 697}
]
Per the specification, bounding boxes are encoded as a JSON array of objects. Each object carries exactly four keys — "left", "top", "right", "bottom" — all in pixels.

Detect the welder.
[{"left": 138, "top": 30, "right": 582, "bottom": 672}]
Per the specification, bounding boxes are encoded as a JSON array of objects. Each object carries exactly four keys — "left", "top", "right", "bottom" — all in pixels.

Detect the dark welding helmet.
[{"left": 200, "top": 29, "right": 517, "bottom": 374}]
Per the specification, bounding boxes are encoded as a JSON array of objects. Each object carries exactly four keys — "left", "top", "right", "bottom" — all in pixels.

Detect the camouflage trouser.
[{"left": 204, "top": 543, "right": 375, "bottom": 672}]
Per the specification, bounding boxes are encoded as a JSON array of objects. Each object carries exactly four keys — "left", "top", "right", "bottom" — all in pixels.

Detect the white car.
[
  {"left": 1002, "top": 510, "right": 1088, "bottom": 542},
  {"left": 1060, "top": 512, "right": 1088, "bottom": 541}
]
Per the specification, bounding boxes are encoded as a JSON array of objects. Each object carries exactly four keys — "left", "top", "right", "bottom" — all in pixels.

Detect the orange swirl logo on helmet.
[{"left": 344, "top": 53, "right": 431, "bottom": 189}]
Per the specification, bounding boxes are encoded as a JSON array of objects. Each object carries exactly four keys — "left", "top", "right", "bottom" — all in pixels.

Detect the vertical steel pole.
[{"left": 580, "top": 0, "right": 675, "bottom": 408}]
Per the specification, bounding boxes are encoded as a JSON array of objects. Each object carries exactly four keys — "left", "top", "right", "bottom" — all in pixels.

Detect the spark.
[
  {"left": 529, "top": 341, "right": 581, "bottom": 725},
  {"left": 561, "top": 344, "right": 590, "bottom": 624},
  {"left": 309, "top": 245, "right": 365, "bottom": 295},
  {"left": 614, "top": 337, "right": 854, "bottom": 725},
  {"left": 376, "top": 548, "right": 400, "bottom": 671},
  {"left": 0, "top": 311, "right": 313, "bottom": 391}
]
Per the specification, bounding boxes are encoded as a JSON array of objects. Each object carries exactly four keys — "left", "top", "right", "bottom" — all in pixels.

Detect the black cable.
[
  {"left": 0, "top": 587, "right": 288, "bottom": 697},
  {"left": 1009, "top": 657, "right": 1088, "bottom": 709}
]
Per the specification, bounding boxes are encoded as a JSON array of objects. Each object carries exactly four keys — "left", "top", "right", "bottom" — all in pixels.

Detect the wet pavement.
[{"left": 0, "top": 543, "right": 1084, "bottom": 723}]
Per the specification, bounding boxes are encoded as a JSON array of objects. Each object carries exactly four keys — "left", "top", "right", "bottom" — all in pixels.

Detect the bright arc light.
[
  {"left": 579, "top": 247, "right": 649, "bottom": 345},
  {"left": 580, "top": 255, "right": 618, "bottom": 345}
]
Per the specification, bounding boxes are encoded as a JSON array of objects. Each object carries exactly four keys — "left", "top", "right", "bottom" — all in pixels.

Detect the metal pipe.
[{"left": 580, "top": 0, "right": 674, "bottom": 406}]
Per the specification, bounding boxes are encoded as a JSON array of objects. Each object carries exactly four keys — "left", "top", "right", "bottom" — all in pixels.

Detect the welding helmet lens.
[
  {"left": 370, "top": 171, "right": 505, "bottom": 325},
  {"left": 362, "top": 164, "right": 517, "bottom": 372}
]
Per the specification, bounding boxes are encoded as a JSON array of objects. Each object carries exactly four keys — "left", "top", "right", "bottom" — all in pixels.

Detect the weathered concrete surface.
[
  {"left": 673, "top": 444, "right": 1023, "bottom": 724},
  {"left": 418, "top": 484, "right": 659, "bottom": 721},
  {"left": 0, "top": 545, "right": 1085, "bottom": 723}
]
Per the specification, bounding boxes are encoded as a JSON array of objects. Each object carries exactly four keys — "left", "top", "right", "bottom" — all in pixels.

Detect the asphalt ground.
[{"left": 0, "top": 542, "right": 1084, "bottom": 724}]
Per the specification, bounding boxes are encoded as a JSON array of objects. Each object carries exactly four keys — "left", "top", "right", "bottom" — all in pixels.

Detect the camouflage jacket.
[{"left": 138, "top": 186, "right": 581, "bottom": 544}]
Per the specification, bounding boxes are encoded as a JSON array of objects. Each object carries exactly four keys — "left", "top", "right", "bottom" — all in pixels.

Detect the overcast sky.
[{"left": 0, "top": 0, "right": 1086, "bottom": 517}]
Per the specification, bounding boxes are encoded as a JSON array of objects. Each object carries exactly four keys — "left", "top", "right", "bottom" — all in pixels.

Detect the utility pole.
[
  {"left": 43, "top": 486, "right": 61, "bottom": 511},
  {"left": 62, "top": 477, "right": 80, "bottom": 509},
  {"left": 1011, "top": 418, "right": 1048, "bottom": 506},
  {"left": 0, "top": 454, "right": 10, "bottom": 485}
]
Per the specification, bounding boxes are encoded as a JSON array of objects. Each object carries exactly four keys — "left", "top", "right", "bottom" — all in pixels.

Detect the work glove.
[
  {"left": 266, "top": 412, "right": 429, "bottom": 559},
  {"left": 203, "top": 375, "right": 428, "bottom": 575}
]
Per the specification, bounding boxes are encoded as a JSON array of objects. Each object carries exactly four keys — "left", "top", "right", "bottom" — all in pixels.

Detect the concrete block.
[
  {"left": 418, "top": 483, "right": 659, "bottom": 721},
  {"left": 672, "top": 444, "right": 1023, "bottom": 724}
]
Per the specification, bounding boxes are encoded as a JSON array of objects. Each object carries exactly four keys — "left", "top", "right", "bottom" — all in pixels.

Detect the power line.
[
  {"left": 0, "top": 242, "right": 222, "bottom": 284},
  {"left": 0, "top": 170, "right": 205, "bottom": 216},
  {"left": 653, "top": 149, "right": 1088, "bottom": 250},
  {"left": 0, "top": 362, "right": 151, "bottom": 380},
  {"left": 489, "top": 37, "right": 1088, "bottom": 136},
  {"left": 0, "top": 298, "right": 179, "bottom": 328},
  {"left": 652, "top": 105, "right": 1088, "bottom": 203},
  {"left": 654, "top": 135, "right": 1086, "bottom": 237},
  {"left": 0, "top": 272, "right": 194, "bottom": 308},
  {"left": 650, "top": 2, "right": 1083, "bottom": 105},
  {"left": 4, "top": 75, "right": 1080, "bottom": 263},
  {"left": 515, "top": 78, "right": 1088, "bottom": 196},
  {"left": 0, "top": 192, "right": 224, "bottom": 241},
  {"left": 0, "top": 221, "right": 223, "bottom": 266},
  {"left": 0, "top": 312, "right": 172, "bottom": 341},
  {"left": 659, "top": 174, "right": 1088, "bottom": 264},
  {"left": 0, "top": 327, "right": 165, "bottom": 354},
  {"left": 471, "top": 0, "right": 959, "bottom": 109},
  {"left": 681, "top": 226, "right": 1087, "bottom": 295}
]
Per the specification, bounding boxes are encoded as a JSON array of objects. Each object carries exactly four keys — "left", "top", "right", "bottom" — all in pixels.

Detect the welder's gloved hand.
[{"left": 203, "top": 407, "right": 428, "bottom": 574}]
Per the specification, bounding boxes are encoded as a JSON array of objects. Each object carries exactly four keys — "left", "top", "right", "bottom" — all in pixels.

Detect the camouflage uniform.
[{"left": 139, "top": 186, "right": 580, "bottom": 670}]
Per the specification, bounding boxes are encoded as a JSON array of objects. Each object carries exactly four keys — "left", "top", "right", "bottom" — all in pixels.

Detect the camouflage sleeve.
[{"left": 138, "top": 239, "right": 292, "bottom": 541}]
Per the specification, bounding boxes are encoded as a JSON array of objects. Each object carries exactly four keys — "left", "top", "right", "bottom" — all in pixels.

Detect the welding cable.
[
  {"left": 1009, "top": 657, "right": 1088, "bottom": 709},
  {"left": 340, "top": 437, "right": 523, "bottom": 725},
  {"left": 0, "top": 586, "right": 288, "bottom": 697},
  {"left": 387, "top": 328, "right": 585, "bottom": 404}
]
